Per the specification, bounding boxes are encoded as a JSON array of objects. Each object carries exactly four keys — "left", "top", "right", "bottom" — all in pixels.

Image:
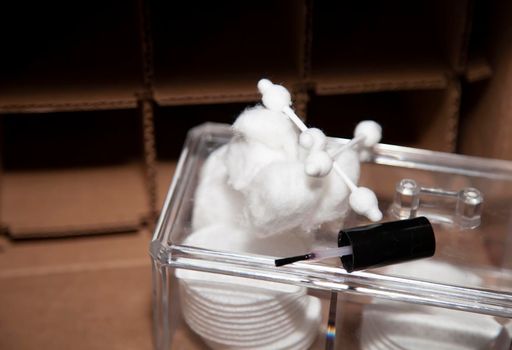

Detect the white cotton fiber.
[
  {"left": 232, "top": 106, "right": 298, "bottom": 157},
  {"left": 192, "top": 145, "right": 245, "bottom": 230},
  {"left": 193, "top": 100, "right": 364, "bottom": 237},
  {"left": 243, "top": 161, "right": 324, "bottom": 237},
  {"left": 225, "top": 140, "right": 288, "bottom": 192}
]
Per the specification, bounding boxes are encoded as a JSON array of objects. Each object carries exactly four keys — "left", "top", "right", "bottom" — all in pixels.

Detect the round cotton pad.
[
  {"left": 361, "top": 260, "right": 498, "bottom": 350},
  {"left": 189, "top": 296, "right": 322, "bottom": 349},
  {"left": 177, "top": 225, "right": 321, "bottom": 349},
  {"left": 182, "top": 295, "right": 307, "bottom": 332},
  {"left": 181, "top": 284, "right": 304, "bottom": 318},
  {"left": 182, "top": 306, "right": 302, "bottom": 344}
]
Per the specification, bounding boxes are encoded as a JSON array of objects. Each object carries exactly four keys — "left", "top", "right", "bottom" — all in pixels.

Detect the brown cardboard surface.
[
  {"left": 313, "top": 64, "right": 448, "bottom": 95},
  {"left": 0, "top": 0, "right": 143, "bottom": 114},
  {"left": 154, "top": 79, "right": 260, "bottom": 106},
  {"left": 465, "top": 56, "right": 493, "bottom": 83},
  {"left": 459, "top": 0, "right": 512, "bottom": 160},
  {"left": 152, "top": 1, "right": 303, "bottom": 107},
  {"left": 308, "top": 84, "right": 459, "bottom": 152},
  {"left": 430, "top": 0, "right": 471, "bottom": 73},
  {"left": 1, "top": 163, "right": 149, "bottom": 238},
  {"left": 406, "top": 79, "right": 460, "bottom": 152},
  {"left": 153, "top": 73, "right": 300, "bottom": 106},
  {"left": 0, "top": 230, "right": 153, "bottom": 350},
  {"left": 0, "top": 86, "right": 138, "bottom": 113}
]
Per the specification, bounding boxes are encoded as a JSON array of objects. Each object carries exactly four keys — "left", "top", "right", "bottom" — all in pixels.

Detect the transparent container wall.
[
  {"left": 152, "top": 265, "right": 512, "bottom": 350},
  {"left": 152, "top": 123, "right": 512, "bottom": 350},
  {"left": 334, "top": 293, "right": 512, "bottom": 350},
  {"left": 354, "top": 161, "right": 512, "bottom": 291},
  {"left": 153, "top": 265, "right": 335, "bottom": 350}
]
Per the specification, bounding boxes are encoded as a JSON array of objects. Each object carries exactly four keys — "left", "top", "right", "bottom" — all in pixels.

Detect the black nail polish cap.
[{"left": 338, "top": 217, "right": 435, "bottom": 272}]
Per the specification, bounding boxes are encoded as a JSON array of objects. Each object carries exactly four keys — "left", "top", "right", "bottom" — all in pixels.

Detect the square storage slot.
[
  {"left": 154, "top": 102, "right": 248, "bottom": 206},
  {"left": 151, "top": 1, "right": 304, "bottom": 105},
  {"left": 307, "top": 87, "right": 458, "bottom": 151},
  {"left": 0, "top": 0, "right": 143, "bottom": 112},
  {"left": 0, "top": 109, "right": 149, "bottom": 238},
  {"left": 311, "top": 1, "right": 467, "bottom": 94}
]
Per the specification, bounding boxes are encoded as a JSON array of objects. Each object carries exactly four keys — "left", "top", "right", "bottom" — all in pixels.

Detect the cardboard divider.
[
  {"left": 151, "top": 1, "right": 304, "bottom": 105},
  {"left": 458, "top": 0, "right": 512, "bottom": 160},
  {"left": 310, "top": 1, "right": 467, "bottom": 94},
  {"left": 0, "top": 0, "right": 144, "bottom": 113},
  {"left": 307, "top": 82, "right": 460, "bottom": 152},
  {"left": 0, "top": 109, "right": 149, "bottom": 238},
  {"left": 461, "top": 1, "right": 493, "bottom": 82}
]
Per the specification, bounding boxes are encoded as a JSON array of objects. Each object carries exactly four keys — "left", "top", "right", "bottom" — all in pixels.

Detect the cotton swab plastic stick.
[
  {"left": 275, "top": 245, "right": 353, "bottom": 267},
  {"left": 257, "top": 79, "right": 383, "bottom": 222},
  {"left": 328, "top": 135, "right": 364, "bottom": 158},
  {"left": 329, "top": 120, "right": 382, "bottom": 158}
]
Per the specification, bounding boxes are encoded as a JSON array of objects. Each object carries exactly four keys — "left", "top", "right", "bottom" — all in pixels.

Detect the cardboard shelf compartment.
[
  {"left": 459, "top": 0, "right": 512, "bottom": 160},
  {"left": 151, "top": 1, "right": 305, "bottom": 105},
  {"left": 0, "top": 0, "right": 144, "bottom": 113},
  {"left": 310, "top": 1, "right": 469, "bottom": 94},
  {"left": 0, "top": 109, "right": 149, "bottom": 238},
  {"left": 153, "top": 102, "right": 248, "bottom": 206},
  {"left": 307, "top": 84, "right": 460, "bottom": 152}
]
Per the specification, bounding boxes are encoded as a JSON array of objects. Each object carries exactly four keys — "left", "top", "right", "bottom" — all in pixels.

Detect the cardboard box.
[{"left": 1, "top": 1, "right": 512, "bottom": 348}]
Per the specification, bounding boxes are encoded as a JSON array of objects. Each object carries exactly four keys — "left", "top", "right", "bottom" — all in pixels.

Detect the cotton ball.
[
  {"left": 305, "top": 151, "right": 333, "bottom": 177},
  {"left": 225, "top": 140, "right": 287, "bottom": 191},
  {"left": 192, "top": 145, "right": 245, "bottom": 230},
  {"left": 257, "top": 79, "right": 292, "bottom": 111},
  {"left": 243, "top": 161, "right": 323, "bottom": 237},
  {"left": 232, "top": 105, "right": 298, "bottom": 157},
  {"left": 299, "top": 128, "right": 326, "bottom": 150},
  {"left": 349, "top": 187, "right": 383, "bottom": 222},
  {"left": 354, "top": 120, "right": 382, "bottom": 147}
]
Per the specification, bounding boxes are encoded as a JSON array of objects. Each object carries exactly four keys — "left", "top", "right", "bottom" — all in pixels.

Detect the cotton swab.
[
  {"left": 257, "top": 79, "right": 383, "bottom": 222},
  {"left": 329, "top": 120, "right": 382, "bottom": 159}
]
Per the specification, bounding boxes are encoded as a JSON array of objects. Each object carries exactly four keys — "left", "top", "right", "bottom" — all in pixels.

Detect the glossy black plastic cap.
[{"left": 338, "top": 217, "right": 435, "bottom": 272}]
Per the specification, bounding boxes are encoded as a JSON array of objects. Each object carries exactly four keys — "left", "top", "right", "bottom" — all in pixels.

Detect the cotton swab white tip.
[
  {"left": 354, "top": 120, "right": 382, "bottom": 148},
  {"left": 305, "top": 151, "right": 333, "bottom": 177},
  {"left": 257, "top": 78, "right": 273, "bottom": 92},
  {"left": 299, "top": 128, "right": 327, "bottom": 150},
  {"left": 349, "top": 187, "right": 383, "bottom": 222},
  {"left": 257, "top": 79, "right": 292, "bottom": 112}
]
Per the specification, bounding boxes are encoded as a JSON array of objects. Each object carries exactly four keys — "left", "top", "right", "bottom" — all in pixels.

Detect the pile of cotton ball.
[
  {"left": 193, "top": 79, "right": 382, "bottom": 238},
  {"left": 180, "top": 79, "right": 382, "bottom": 350}
]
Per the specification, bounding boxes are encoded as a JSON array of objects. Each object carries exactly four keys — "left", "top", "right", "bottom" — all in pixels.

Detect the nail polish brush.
[{"left": 275, "top": 217, "right": 436, "bottom": 272}]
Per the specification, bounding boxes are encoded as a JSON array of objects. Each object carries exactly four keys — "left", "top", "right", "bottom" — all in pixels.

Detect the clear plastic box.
[{"left": 150, "top": 123, "right": 512, "bottom": 350}]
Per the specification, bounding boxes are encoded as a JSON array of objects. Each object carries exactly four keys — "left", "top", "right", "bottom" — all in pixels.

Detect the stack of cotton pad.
[
  {"left": 361, "top": 260, "right": 509, "bottom": 349},
  {"left": 176, "top": 225, "right": 322, "bottom": 350}
]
